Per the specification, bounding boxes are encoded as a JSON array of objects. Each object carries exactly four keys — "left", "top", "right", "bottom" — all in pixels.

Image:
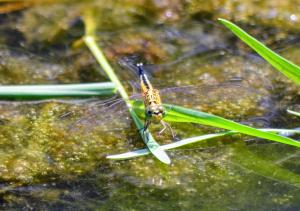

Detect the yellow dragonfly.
[
  {"left": 0, "top": 46, "right": 261, "bottom": 139},
  {"left": 137, "top": 63, "right": 175, "bottom": 139},
  {"left": 61, "top": 65, "right": 262, "bottom": 142}
]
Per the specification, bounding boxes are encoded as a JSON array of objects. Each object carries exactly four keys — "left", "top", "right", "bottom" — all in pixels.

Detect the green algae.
[
  {"left": 0, "top": 48, "right": 108, "bottom": 84},
  {"left": 0, "top": 101, "right": 129, "bottom": 184}
]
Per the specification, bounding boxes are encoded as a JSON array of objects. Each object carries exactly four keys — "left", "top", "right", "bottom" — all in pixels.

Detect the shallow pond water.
[{"left": 0, "top": 0, "right": 300, "bottom": 210}]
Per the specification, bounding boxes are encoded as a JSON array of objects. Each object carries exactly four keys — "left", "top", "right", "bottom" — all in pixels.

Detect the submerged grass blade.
[
  {"left": 132, "top": 100, "right": 300, "bottom": 147},
  {"left": 230, "top": 141, "right": 300, "bottom": 188},
  {"left": 218, "top": 18, "right": 300, "bottom": 84},
  {"left": 287, "top": 109, "right": 300, "bottom": 117},
  {"left": 107, "top": 129, "right": 300, "bottom": 160},
  {"left": 83, "top": 34, "right": 171, "bottom": 164}
]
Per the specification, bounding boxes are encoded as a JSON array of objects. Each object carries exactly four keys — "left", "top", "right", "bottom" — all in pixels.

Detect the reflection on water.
[{"left": 0, "top": 0, "right": 300, "bottom": 210}]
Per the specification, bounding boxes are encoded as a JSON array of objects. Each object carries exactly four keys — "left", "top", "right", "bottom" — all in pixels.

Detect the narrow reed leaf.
[
  {"left": 287, "top": 109, "right": 300, "bottom": 117},
  {"left": 132, "top": 100, "right": 300, "bottom": 148},
  {"left": 83, "top": 34, "right": 171, "bottom": 164},
  {"left": 0, "top": 90, "right": 113, "bottom": 99},
  {"left": 0, "top": 82, "right": 115, "bottom": 91},
  {"left": 0, "top": 82, "right": 116, "bottom": 99},
  {"left": 130, "top": 110, "right": 171, "bottom": 164},
  {"left": 218, "top": 18, "right": 300, "bottom": 84},
  {"left": 165, "top": 104, "right": 300, "bottom": 147},
  {"left": 107, "top": 132, "right": 232, "bottom": 160},
  {"left": 107, "top": 129, "right": 300, "bottom": 160}
]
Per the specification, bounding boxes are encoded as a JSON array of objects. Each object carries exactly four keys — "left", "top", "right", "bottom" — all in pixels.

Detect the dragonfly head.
[{"left": 146, "top": 104, "right": 165, "bottom": 122}]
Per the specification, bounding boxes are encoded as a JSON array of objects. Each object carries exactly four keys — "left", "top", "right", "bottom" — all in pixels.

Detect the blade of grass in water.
[
  {"left": 107, "top": 132, "right": 232, "bottom": 160},
  {"left": 132, "top": 101, "right": 300, "bottom": 147},
  {"left": 107, "top": 129, "right": 300, "bottom": 160},
  {"left": 0, "top": 90, "right": 113, "bottom": 99},
  {"left": 287, "top": 110, "right": 300, "bottom": 117},
  {"left": 83, "top": 30, "right": 171, "bottom": 164},
  {"left": 0, "top": 82, "right": 116, "bottom": 91},
  {"left": 165, "top": 104, "right": 300, "bottom": 147},
  {"left": 0, "top": 82, "right": 116, "bottom": 99},
  {"left": 218, "top": 18, "right": 300, "bottom": 84}
]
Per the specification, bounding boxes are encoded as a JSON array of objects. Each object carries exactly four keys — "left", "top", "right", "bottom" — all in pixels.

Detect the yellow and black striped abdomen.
[
  {"left": 140, "top": 74, "right": 153, "bottom": 95},
  {"left": 137, "top": 63, "right": 165, "bottom": 124},
  {"left": 139, "top": 72, "right": 162, "bottom": 106},
  {"left": 137, "top": 63, "right": 163, "bottom": 114},
  {"left": 137, "top": 63, "right": 153, "bottom": 95}
]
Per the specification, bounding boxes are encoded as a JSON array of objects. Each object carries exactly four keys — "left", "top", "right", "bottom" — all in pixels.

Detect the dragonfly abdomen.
[
  {"left": 136, "top": 63, "right": 164, "bottom": 123},
  {"left": 137, "top": 63, "right": 153, "bottom": 94}
]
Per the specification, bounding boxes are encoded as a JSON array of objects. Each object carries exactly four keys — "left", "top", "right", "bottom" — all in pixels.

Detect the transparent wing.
[
  {"left": 62, "top": 81, "right": 269, "bottom": 135},
  {"left": 58, "top": 96, "right": 133, "bottom": 135},
  {"left": 158, "top": 82, "right": 267, "bottom": 120},
  {"left": 161, "top": 83, "right": 269, "bottom": 127}
]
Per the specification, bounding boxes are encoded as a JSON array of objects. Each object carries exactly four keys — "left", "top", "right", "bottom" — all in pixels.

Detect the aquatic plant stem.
[
  {"left": 83, "top": 35, "right": 171, "bottom": 164},
  {"left": 83, "top": 37, "right": 129, "bottom": 100}
]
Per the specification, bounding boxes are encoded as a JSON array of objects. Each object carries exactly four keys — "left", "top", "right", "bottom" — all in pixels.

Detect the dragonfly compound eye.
[{"left": 146, "top": 110, "right": 152, "bottom": 117}]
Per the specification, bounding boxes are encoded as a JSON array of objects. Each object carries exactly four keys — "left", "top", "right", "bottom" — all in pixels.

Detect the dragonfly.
[
  {"left": 137, "top": 62, "right": 175, "bottom": 139},
  {"left": 60, "top": 66, "right": 266, "bottom": 142}
]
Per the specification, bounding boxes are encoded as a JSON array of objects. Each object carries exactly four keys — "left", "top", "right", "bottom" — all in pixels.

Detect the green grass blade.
[
  {"left": 218, "top": 18, "right": 300, "bottom": 84},
  {"left": 130, "top": 110, "right": 171, "bottom": 164},
  {"left": 165, "top": 104, "right": 300, "bottom": 147},
  {"left": 132, "top": 100, "right": 300, "bottom": 148},
  {"left": 0, "top": 82, "right": 115, "bottom": 91},
  {"left": 0, "top": 90, "right": 114, "bottom": 99},
  {"left": 1, "top": 82, "right": 115, "bottom": 91},
  {"left": 107, "top": 132, "right": 232, "bottom": 160},
  {"left": 0, "top": 82, "right": 116, "bottom": 99},
  {"left": 107, "top": 129, "right": 300, "bottom": 160},
  {"left": 287, "top": 109, "right": 300, "bottom": 117},
  {"left": 83, "top": 34, "right": 171, "bottom": 164}
]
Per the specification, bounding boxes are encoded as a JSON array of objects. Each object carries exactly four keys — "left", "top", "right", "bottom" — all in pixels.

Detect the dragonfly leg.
[
  {"left": 138, "top": 119, "right": 150, "bottom": 142},
  {"left": 143, "top": 119, "right": 151, "bottom": 132},
  {"left": 159, "top": 120, "right": 176, "bottom": 140},
  {"left": 137, "top": 119, "right": 150, "bottom": 132}
]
